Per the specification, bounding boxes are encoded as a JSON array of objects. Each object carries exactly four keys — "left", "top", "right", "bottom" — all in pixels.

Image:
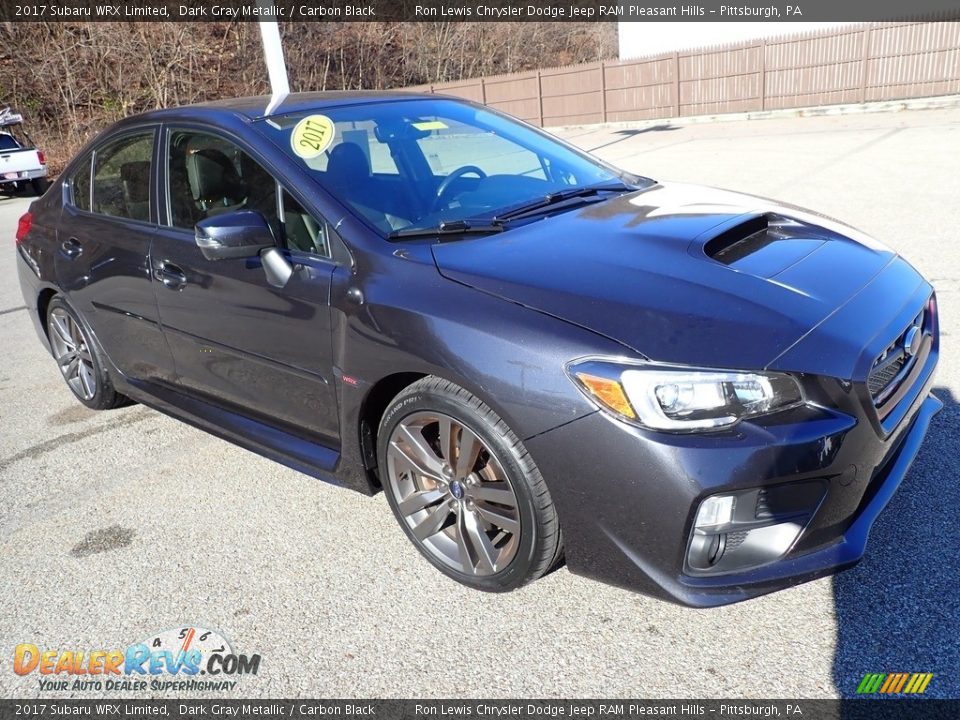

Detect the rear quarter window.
[{"left": 72, "top": 155, "right": 92, "bottom": 211}]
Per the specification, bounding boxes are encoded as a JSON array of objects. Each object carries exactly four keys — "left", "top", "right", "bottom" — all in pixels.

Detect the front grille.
[
  {"left": 868, "top": 355, "right": 906, "bottom": 395},
  {"left": 867, "top": 308, "right": 925, "bottom": 402}
]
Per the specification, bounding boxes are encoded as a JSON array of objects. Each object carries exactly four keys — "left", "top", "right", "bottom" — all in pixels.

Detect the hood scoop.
[{"left": 702, "top": 213, "right": 829, "bottom": 279}]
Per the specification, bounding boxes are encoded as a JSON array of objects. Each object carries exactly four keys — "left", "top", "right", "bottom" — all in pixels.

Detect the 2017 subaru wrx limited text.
[{"left": 16, "top": 93, "right": 940, "bottom": 606}]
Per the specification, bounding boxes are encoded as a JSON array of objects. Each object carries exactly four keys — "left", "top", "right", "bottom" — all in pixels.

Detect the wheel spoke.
[
  {"left": 455, "top": 426, "right": 482, "bottom": 478},
  {"left": 68, "top": 317, "right": 83, "bottom": 346},
  {"left": 437, "top": 416, "right": 456, "bottom": 465},
  {"left": 411, "top": 499, "right": 453, "bottom": 542},
  {"left": 78, "top": 362, "right": 96, "bottom": 398},
  {"left": 474, "top": 503, "right": 520, "bottom": 535},
  {"left": 468, "top": 482, "right": 516, "bottom": 507},
  {"left": 391, "top": 452, "right": 438, "bottom": 489},
  {"left": 456, "top": 509, "right": 497, "bottom": 574},
  {"left": 51, "top": 314, "right": 75, "bottom": 349},
  {"left": 390, "top": 437, "right": 443, "bottom": 483},
  {"left": 397, "top": 424, "right": 445, "bottom": 474},
  {"left": 397, "top": 487, "right": 446, "bottom": 517},
  {"left": 65, "top": 356, "right": 80, "bottom": 381},
  {"left": 56, "top": 351, "right": 76, "bottom": 369}
]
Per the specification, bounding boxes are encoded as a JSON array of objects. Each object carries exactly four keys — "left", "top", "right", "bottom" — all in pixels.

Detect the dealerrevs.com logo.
[{"left": 13, "top": 626, "right": 261, "bottom": 692}]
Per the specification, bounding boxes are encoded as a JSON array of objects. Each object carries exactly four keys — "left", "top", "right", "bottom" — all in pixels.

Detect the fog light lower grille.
[{"left": 686, "top": 481, "right": 826, "bottom": 575}]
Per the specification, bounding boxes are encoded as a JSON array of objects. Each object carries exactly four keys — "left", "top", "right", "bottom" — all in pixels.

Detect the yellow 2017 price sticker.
[{"left": 290, "top": 115, "right": 335, "bottom": 159}]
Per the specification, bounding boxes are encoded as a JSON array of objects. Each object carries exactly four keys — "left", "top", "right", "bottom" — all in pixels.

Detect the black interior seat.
[
  {"left": 186, "top": 147, "right": 246, "bottom": 216},
  {"left": 325, "top": 142, "right": 371, "bottom": 199},
  {"left": 119, "top": 161, "right": 150, "bottom": 222}
]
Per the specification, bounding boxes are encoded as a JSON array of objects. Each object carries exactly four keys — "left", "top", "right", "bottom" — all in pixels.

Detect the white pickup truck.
[{"left": 0, "top": 108, "right": 48, "bottom": 196}]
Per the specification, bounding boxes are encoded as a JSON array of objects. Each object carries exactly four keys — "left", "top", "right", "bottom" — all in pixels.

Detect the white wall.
[{"left": 618, "top": 22, "right": 859, "bottom": 59}]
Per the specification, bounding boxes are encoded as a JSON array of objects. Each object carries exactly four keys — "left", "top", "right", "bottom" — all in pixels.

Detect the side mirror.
[{"left": 195, "top": 210, "right": 275, "bottom": 261}]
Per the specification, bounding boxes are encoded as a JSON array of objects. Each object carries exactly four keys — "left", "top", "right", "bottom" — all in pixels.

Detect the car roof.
[{"left": 127, "top": 90, "right": 440, "bottom": 125}]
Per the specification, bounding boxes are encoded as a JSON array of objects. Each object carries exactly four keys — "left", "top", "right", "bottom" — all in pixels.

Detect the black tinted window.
[
  {"left": 167, "top": 130, "right": 279, "bottom": 231},
  {"left": 282, "top": 189, "right": 330, "bottom": 258},
  {"left": 93, "top": 133, "right": 154, "bottom": 221},
  {"left": 0, "top": 134, "right": 19, "bottom": 151},
  {"left": 72, "top": 155, "right": 92, "bottom": 211}
]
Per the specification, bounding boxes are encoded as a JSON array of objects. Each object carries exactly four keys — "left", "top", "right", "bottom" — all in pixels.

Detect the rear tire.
[
  {"left": 378, "top": 376, "right": 563, "bottom": 592},
  {"left": 46, "top": 296, "right": 129, "bottom": 410},
  {"left": 31, "top": 178, "right": 49, "bottom": 196}
]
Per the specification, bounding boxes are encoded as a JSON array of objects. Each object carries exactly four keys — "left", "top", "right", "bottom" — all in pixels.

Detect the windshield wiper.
[
  {"left": 493, "top": 181, "right": 634, "bottom": 222},
  {"left": 388, "top": 219, "right": 504, "bottom": 240}
]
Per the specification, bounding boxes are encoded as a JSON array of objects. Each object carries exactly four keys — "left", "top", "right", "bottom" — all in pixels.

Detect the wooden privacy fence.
[{"left": 409, "top": 21, "right": 960, "bottom": 127}]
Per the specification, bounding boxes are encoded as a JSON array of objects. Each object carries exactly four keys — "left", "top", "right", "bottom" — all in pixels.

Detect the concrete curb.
[{"left": 548, "top": 94, "right": 960, "bottom": 132}]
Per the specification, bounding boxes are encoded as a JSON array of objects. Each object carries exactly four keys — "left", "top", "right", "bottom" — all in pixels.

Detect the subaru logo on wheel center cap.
[{"left": 449, "top": 481, "right": 465, "bottom": 499}]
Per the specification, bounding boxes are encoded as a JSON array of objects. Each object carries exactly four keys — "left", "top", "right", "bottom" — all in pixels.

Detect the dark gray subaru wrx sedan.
[{"left": 16, "top": 93, "right": 941, "bottom": 606}]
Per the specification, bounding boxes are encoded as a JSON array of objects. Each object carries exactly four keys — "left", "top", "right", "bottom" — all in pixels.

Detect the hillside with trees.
[{"left": 1, "top": 21, "right": 616, "bottom": 173}]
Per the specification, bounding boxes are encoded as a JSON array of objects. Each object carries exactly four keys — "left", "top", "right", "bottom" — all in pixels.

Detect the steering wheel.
[{"left": 431, "top": 165, "right": 487, "bottom": 212}]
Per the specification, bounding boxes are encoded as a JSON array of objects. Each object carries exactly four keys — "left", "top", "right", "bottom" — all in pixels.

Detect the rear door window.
[{"left": 92, "top": 132, "right": 154, "bottom": 222}]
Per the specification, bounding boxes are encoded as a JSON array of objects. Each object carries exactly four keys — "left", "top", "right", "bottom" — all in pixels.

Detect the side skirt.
[{"left": 118, "top": 375, "right": 345, "bottom": 488}]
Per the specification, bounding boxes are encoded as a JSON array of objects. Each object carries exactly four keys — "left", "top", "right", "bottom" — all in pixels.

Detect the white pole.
[{"left": 257, "top": 3, "right": 290, "bottom": 116}]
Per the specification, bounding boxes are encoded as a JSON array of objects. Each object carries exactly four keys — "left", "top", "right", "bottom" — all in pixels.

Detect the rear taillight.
[
  {"left": 37, "top": 150, "right": 46, "bottom": 166},
  {"left": 15, "top": 212, "right": 32, "bottom": 245}
]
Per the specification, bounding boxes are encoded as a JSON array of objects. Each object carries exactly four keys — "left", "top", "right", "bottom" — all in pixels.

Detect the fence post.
[
  {"left": 536, "top": 70, "right": 544, "bottom": 127},
  {"left": 480, "top": 77, "right": 486, "bottom": 105},
  {"left": 860, "top": 24, "right": 873, "bottom": 104},
  {"left": 673, "top": 51, "right": 681, "bottom": 118},
  {"left": 760, "top": 40, "right": 767, "bottom": 111},
  {"left": 600, "top": 61, "right": 607, "bottom": 123}
]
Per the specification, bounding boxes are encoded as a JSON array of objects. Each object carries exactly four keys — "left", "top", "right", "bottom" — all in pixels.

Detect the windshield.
[{"left": 257, "top": 98, "right": 639, "bottom": 237}]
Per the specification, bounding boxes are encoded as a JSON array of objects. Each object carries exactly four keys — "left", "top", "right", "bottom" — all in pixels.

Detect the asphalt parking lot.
[{"left": 0, "top": 107, "right": 958, "bottom": 700}]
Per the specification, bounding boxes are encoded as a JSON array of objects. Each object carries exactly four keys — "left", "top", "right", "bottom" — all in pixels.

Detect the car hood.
[{"left": 432, "top": 182, "right": 902, "bottom": 372}]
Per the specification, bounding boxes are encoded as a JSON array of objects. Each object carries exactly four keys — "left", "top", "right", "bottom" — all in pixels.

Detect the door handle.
[
  {"left": 60, "top": 237, "right": 82, "bottom": 259},
  {"left": 155, "top": 262, "right": 187, "bottom": 290}
]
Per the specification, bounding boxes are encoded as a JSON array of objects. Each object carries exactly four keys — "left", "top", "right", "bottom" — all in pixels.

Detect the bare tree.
[{"left": 0, "top": 21, "right": 616, "bottom": 174}]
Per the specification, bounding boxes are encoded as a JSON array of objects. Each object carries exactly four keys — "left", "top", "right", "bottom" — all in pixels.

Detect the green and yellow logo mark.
[{"left": 857, "top": 672, "right": 934, "bottom": 694}]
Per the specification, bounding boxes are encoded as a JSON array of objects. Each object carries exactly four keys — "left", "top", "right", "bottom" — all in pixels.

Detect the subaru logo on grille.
[{"left": 903, "top": 325, "right": 923, "bottom": 358}]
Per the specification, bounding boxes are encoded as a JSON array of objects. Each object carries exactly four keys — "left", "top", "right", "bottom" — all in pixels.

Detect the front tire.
[
  {"left": 46, "top": 296, "right": 129, "bottom": 410},
  {"left": 378, "top": 376, "right": 562, "bottom": 592}
]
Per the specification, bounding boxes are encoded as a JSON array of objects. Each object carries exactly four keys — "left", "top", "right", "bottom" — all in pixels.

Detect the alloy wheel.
[
  {"left": 48, "top": 307, "right": 97, "bottom": 400},
  {"left": 386, "top": 411, "right": 521, "bottom": 576}
]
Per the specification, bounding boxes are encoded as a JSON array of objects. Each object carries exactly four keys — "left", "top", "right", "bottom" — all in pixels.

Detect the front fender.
[{"left": 328, "top": 246, "right": 628, "bottom": 492}]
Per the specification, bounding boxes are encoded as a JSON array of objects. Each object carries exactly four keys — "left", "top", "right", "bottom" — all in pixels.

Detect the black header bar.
[{"left": 2, "top": 0, "right": 960, "bottom": 23}]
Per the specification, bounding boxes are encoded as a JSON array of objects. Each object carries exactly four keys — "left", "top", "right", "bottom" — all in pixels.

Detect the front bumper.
[{"left": 525, "top": 346, "right": 941, "bottom": 607}]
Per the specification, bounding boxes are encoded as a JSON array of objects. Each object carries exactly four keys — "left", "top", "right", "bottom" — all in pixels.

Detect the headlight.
[{"left": 568, "top": 359, "right": 803, "bottom": 431}]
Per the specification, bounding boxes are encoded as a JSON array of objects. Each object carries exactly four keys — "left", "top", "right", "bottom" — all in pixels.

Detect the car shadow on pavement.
[
  {"left": 587, "top": 124, "right": 681, "bottom": 153},
  {"left": 832, "top": 386, "right": 960, "bottom": 701},
  {"left": 1, "top": 185, "right": 35, "bottom": 202}
]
